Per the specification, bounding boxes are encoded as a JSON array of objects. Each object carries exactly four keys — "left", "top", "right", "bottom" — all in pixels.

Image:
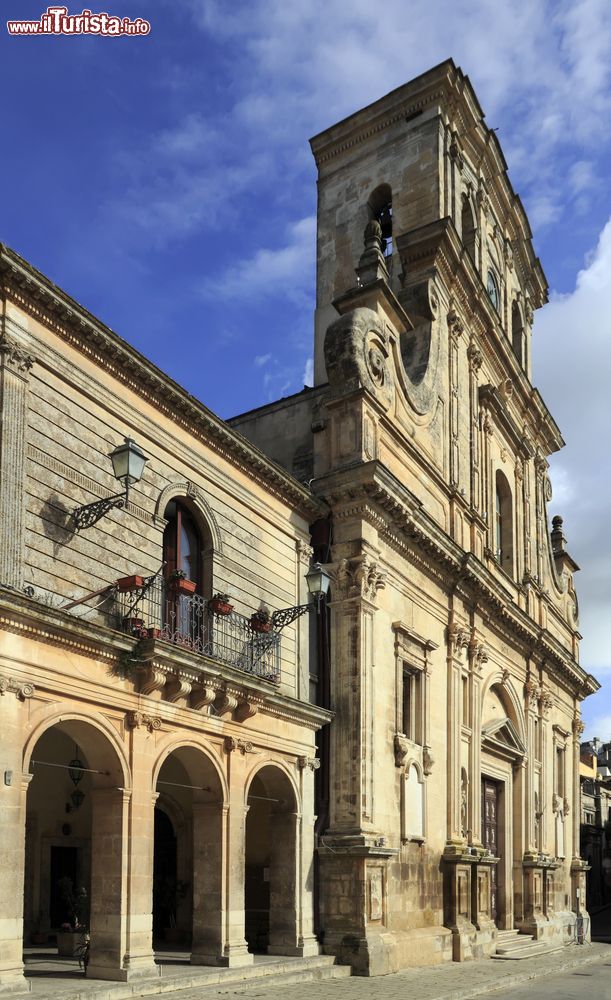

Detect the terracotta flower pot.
[
  {"left": 169, "top": 578, "right": 197, "bottom": 595},
  {"left": 116, "top": 575, "right": 144, "bottom": 592},
  {"left": 251, "top": 618, "right": 272, "bottom": 633},
  {"left": 209, "top": 599, "right": 233, "bottom": 616}
]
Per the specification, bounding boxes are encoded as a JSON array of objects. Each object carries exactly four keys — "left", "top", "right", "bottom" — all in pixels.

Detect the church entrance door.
[{"left": 482, "top": 778, "right": 500, "bottom": 925}]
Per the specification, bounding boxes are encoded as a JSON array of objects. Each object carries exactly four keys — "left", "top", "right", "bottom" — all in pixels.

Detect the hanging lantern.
[{"left": 68, "top": 754, "right": 84, "bottom": 786}]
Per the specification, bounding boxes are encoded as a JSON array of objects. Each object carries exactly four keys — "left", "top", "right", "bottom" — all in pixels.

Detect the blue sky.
[{"left": 2, "top": 0, "right": 611, "bottom": 734}]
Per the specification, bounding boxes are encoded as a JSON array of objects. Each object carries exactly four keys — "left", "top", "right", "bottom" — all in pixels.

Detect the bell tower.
[{"left": 309, "top": 58, "right": 546, "bottom": 387}]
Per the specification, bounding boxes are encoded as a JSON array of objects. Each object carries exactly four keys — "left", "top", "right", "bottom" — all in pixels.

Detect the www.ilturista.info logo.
[{"left": 7, "top": 6, "right": 151, "bottom": 35}]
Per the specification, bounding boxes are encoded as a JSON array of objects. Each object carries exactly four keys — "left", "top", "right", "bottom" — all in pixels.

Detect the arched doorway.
[
  {"left": 153, "top": 745, "right": 225, "bottom": 966},
  {"left": 480, "top": 683, "right": 526, "bottom": 929},
  {"left": 23, "top": 717, "right": 129, "bottom": 980},
  {"left": 245, "top": 765, "right": 299, "bottom": 955}
]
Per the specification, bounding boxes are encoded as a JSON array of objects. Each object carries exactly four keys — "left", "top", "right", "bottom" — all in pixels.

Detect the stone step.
[
  {"left": 492, "top": 939, "right": 564, "bottom": 960},
  {"left": 28, "top": 954, "right": 351, "bottom": 1000}
]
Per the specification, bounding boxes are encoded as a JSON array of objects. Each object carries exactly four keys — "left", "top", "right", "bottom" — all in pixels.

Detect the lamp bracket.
[
  {"left": 271, "top": 603, "right": 313, "bottom": 631},
  {"left": 73, "top": 489, "right": 127, "bottom": 531}
]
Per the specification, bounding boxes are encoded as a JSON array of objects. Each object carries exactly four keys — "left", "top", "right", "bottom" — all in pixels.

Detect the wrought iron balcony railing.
[{"left": 116, "top": 577, "right": 280, "bottom": 683}]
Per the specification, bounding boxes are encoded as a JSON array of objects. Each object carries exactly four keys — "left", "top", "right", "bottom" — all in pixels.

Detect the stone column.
[
  {"left": 0, "top": 336, "right": 34, "bottom": 589},
  {"left": 539, "top": 687, "right": 553, "bottom": 853},
  {"left": 88, "top": 787, "right": 131, "bottom": 981},
  {"left": 191, "top": 800, "right": 225, "bottom": 965},
  {"left": 268, "top": 810, "right": 300, "bottom": 955},
  {"left": 571, "top": 714, "right": 584, "bottom": 864},
  {"left": 327, "top": 552, "right": 385, "bottom": 834},
  {"left": 446, "top": 621, "right": 467, "bottom": 845},
  {"left": 296, "top": 757, "right": 320, "bottom": 956},
  {"left": 0, "top": 769, "right": 31, "bottom": 997},
  {"left": 295, "top": 540, "right": 313, "bottom": 702},
  {"left": 122, "top": 714, "right": 160, "bottom": 979},
  {"left": 467, "top": 341, "right": 483, "bottom": 514},
  {"left": 524, "top": 678, "right": 539, "bottom": 855},
  {"left": 223, "top": 747, "right": 252, "bottom": 967},
  {"left": 468, "top": 635, "right": 487, "bottom": 846}
]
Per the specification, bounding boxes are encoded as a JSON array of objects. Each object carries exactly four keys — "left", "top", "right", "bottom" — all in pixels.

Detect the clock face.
[{"left": 487, "top": 270, "right": 500, "bottom": 310}]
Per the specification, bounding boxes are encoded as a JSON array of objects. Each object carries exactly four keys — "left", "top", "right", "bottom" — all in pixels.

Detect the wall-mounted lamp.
[
  {"left": 73, "top": 437, "right": 149, "bottom": 531},
  {"left": 271, "top": 563, "right": 331, "bottom": 631}
]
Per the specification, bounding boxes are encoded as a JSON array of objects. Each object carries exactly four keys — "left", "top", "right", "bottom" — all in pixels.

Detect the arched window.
[
  {"left": 487, "top": 270, "right": 500, "bottom": 312},
  {"left": 461, "top": 195, "right": 477, "bottom": 264},
  {"left": 511, "top": 302, "right": 524, "bottom": 366},
  {"left": 494, "top": 471, "right": 513, "bottom": 574},
  {"left": 162, "top": 499, "right": 210, "bottom": 594},
  {"left": 368, "top": 184, "right": 393, "bottom": 264}
]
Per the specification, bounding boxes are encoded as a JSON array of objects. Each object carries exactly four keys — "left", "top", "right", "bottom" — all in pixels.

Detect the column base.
[
  {"left": 122, "top": 956, "right": 160, "bottom": 980},
  {"left": 0, "top": 973, "right": 30, "bottom": 996},
  {"left": 222, "top": 945, "right": 253, "bottom": 968},
  {"left": 191, "top": 953, "right": 229, "bottom": 967},
  {"left": 268, "top": 936, "right": 319, "bottom": 957}
]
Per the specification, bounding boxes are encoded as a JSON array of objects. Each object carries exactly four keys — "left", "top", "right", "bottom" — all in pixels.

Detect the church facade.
[
  {"left": 0, "top": 60, "right": 599, "bottom": 994},
  {"left": 231, "top": 60, "right": 599, "bottom": 974}
]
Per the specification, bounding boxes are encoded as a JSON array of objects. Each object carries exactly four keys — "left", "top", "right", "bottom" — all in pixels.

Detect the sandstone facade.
[
  {"left": 0, "top": 244, "right": 331, "bottom": 994},
  {"left": 230, "top": 60, "right": 599, "bottom": 974}
]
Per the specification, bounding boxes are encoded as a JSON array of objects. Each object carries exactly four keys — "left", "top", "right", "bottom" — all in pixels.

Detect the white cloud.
[
  {"left": 254, "top": 353, "right": 271, "bottom": 367},
  {"left": 534, "top": 217, "right": 611, "bottom": 683},
  {"left": 303, "top": 357, "right": 314, "bottom": 386},
  {"left": 199, "top": 216, "right": 316, "bottom": 304}
]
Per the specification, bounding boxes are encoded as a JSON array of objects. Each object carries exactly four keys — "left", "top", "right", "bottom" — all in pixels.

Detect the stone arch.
[
  {"left": 151, "top": 736, "right": 227, "bottom": 803},
  {"left": 495, "top": 469, "right": 514, "bottom": 576},
  {"left": 153, "top": 740, "right": 227, "bottom": 965},
  {"left": 244, "top": 757, "right": 300, "bottom": 812},
  {"left": 367, "top": 183, "right": 393, "bottom": 263},
  {"left": 23, "top": 704, "right": 131, "bottom": 789},
  {"left": 154, "top": 481, "right": 223, "bottom": 556},
  {"left": 244, "top": 762, "right": 300, "bottom": 955},
  {"left": 23, "top": 710, "right": 133, "bottom": 980}
]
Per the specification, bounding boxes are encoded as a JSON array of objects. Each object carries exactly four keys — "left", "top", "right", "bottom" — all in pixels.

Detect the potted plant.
[
  {"left": 167, "top": 569, "right": 197, "bottom": 596},
  {"left": 56, "top": 879, "right": 88, "bottom": 957},
  {"left": 209, "top": 592, "right": 233, "bottom": 616},
  {"left": 115, "top": 574, "right": 145, "bottom": 592},
  {"left": 250, "top": 606, "right": 272, "bottom": 633},
  {"left": 122, "top": 616, "right": 146, "bottom": 636}
]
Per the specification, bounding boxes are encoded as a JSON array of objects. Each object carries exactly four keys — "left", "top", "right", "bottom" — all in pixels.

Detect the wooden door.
[{"left": 482, "top": 778, "right": 500, "bottom": 924}]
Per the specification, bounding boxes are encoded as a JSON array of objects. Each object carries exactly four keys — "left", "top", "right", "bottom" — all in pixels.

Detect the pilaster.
[{"left": 0, "top": 335, "right": 34, "bottom": 588}]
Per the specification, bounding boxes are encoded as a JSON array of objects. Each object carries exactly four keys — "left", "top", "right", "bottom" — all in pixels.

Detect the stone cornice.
[
  {"left": 0, "top": 587, "right": 333, "bottom": 731},
  {"left": 0, "top": 244, "right": 326, "bottom": 522}
]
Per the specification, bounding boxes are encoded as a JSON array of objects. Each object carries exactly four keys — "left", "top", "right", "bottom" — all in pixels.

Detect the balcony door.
[{"left": 162, "top": 499, "right": 206, "bottom": 643}]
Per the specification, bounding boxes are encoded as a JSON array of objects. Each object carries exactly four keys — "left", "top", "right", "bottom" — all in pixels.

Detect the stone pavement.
[{"left": 22, "top": 942, "right": 611, "bottom": 1000}]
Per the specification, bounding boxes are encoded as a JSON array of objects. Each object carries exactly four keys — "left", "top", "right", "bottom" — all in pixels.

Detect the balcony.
[{"left": 115, "top": 576, "right": 280, "bottom": 683}]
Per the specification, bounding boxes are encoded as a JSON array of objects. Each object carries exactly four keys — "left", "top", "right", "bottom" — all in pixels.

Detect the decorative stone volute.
[{"left": 324, "top": 307, "right": 394, "bottom": 411}]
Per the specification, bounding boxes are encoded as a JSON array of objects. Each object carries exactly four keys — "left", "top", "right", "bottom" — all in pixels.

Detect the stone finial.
[
  {"left": 355, "top": 219, "right": 389, "bottom": 286},
  {"left": 551, "top": 515, "right": 566, "bottom": 554}
]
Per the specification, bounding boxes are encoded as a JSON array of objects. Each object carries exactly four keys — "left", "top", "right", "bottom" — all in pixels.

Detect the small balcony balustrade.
[{"left": 116, "top": 576, "right": 280, "bottom": 683}]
